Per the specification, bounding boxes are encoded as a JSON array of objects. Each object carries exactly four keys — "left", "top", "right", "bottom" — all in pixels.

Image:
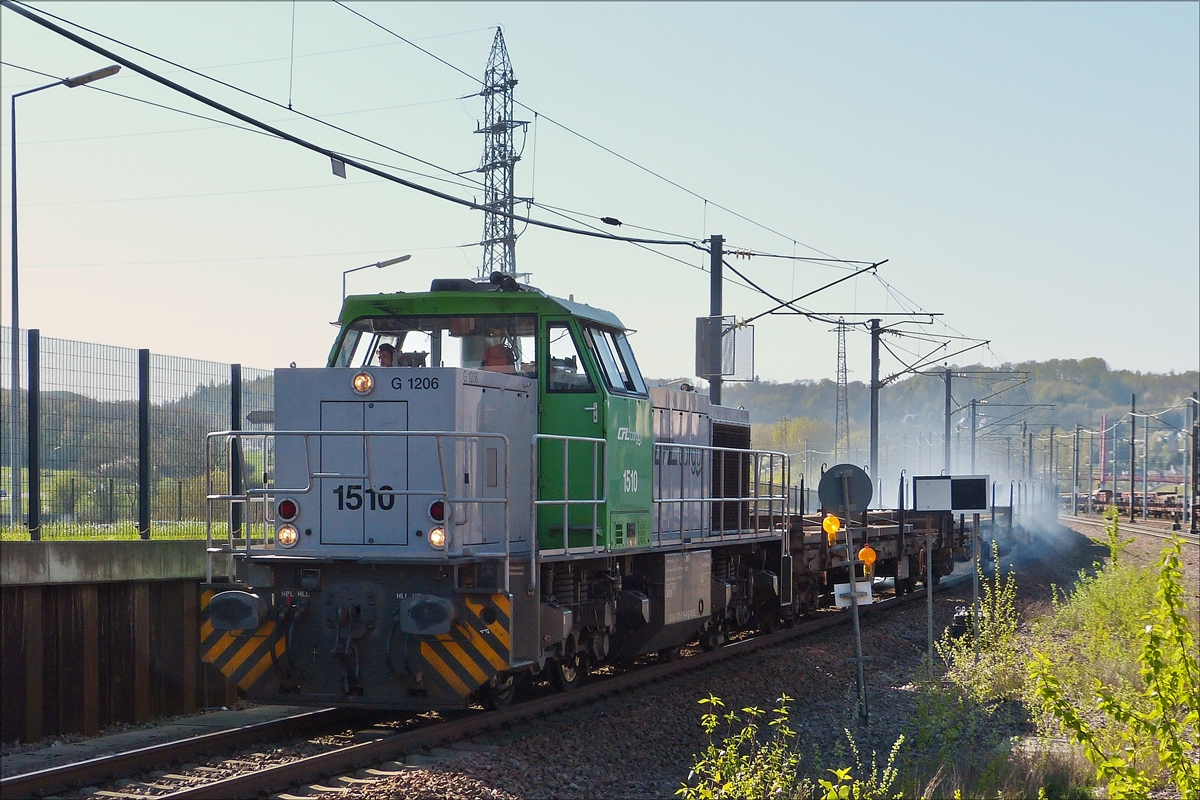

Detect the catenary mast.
[
  {"left": 834, "top": 318, "right": 851, "bottom": 463},
  {"left": 476, "top": 28, "right": 524, "bottom": 280}
]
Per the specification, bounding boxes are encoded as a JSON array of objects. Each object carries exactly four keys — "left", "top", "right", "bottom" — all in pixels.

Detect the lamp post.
[
  {"left": 342, "top": 254, "right": 411, "bottom": 301},
  {"left": 8, "top": 64, "right": 120, "bottom": 526}
]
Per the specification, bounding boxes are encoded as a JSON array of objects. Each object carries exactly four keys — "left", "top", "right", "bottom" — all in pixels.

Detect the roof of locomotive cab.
[{"left": 337, "top": 285, "right": 628, "bottom": 331}]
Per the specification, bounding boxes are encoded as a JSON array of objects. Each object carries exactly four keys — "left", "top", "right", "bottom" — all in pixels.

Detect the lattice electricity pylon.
[
  {"left": 833, "top": 317, "right": 851, "bottom": 463},
  {"left": 475, "top": 28, "right": 527, "bottom": 280}
]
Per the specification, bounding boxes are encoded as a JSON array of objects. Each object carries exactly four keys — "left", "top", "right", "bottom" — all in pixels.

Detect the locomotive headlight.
[
  {"left": 278, "top": 524, "right": 300, "bottom": 548},
  {"left": 428, "top": 526, "right": 447, "bottom": 549},
  {"left": 352, "top": 371, "right": 375, "bottom": 395}
]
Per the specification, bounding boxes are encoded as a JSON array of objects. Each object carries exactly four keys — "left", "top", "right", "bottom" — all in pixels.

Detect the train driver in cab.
[
  {"left": 481, "top": 341, "right": 517, "bottom": 372},
  {"left": 376, "top": 342, "right": 395, "bottom": 367}
]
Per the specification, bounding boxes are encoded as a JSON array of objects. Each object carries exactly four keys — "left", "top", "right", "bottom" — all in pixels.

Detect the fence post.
[
  {"left": 27, "top": 329, "right": 39, "bottom": 539},
  {"left": 138, "top": 349, "right": 150, "bottom": 540},
  {"left": 230, "top": 363, "right": 243, "bottom": 539}
]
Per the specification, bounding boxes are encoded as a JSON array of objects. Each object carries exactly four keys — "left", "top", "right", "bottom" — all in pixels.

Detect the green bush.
[
  {"left": 935, "top": 540, "right": 1024, "bottom": 705},
  {"left": 677, "top": 695, "right": 904, "bottom": 800},
  {"left": 1031, "top": 518, "right": 1200, "bottom": 798},
  {"left": 677, "top": 693, "right": 805, "bottom": 800}
]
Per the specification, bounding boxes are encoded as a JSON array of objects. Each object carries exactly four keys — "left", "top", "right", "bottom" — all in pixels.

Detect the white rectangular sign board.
[
  {"left": 834, "top": 580, "right": 873, "bottom": 607},
  {"left": 913, "top": 475, "right": 990, "bottom": 512},
  {"left": 913, "top": 477, "right": 952, "bottom": 512}
]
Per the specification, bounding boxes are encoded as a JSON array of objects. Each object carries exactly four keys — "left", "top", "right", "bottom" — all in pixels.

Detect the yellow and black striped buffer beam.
[
  {"left": 418, "top": 593, "right": 511, "bottom": 699},
  {"left": 199, "top": 588, "right": 285, "bottom": 692}
]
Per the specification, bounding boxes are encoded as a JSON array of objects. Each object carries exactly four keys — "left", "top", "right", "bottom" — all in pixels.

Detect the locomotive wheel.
[
  {"left": 487, "top": 672, "right": 518, "bottom": 710},
  {"left": 552, "top": 649, "right": 584, "bottom": 691}
]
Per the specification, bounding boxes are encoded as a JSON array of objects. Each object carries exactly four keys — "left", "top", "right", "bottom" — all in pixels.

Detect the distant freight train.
[{"left": 200, "top": 275, "right": 979, "bottom": 709}]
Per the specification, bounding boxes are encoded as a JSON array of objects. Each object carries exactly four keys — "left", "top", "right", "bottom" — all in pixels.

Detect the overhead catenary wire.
[
  {"left": 4, "top": 3, "right": 901, "bottom": 299},
  {"left": 1, "top": 59, "right": 277, "bottom": 140},
  {"left": 0, "top": 60, "right": 484, "bottom": 194},
  {"left": 6, "top": 1, "right": 488, "bottom": 189},
  {"left": 7, "top": 1, "right": 1004, "bottom": 361},
  {"left": 1, "top": 24, "right": 500, "bottom": 86},
  {"left": 19, "top": 243, "right": 471, "bottom": 271},
  {"left": 738, "top": 261, "right": 886, "bottom": 326},
  {"left": 330, "top": 0, "right": 851, "bottom": 263},
  {"left": 3, "top": 55, "right": 796, "bottom": 287},
  {"left": 2, "top": 0, "right": 705, "bottom": 250}
]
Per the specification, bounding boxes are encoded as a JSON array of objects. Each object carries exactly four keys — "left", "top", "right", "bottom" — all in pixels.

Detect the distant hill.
[
  {"left": 652, "top": 358, "right": 1197, "bottom": 476},
  {"left": 698, "top": 357, "right": 1196, "bottom": 429}
]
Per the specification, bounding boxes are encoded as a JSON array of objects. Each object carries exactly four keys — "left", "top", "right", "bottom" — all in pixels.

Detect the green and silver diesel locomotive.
[{"left": 201, "top": 275, "right": 794, "bottom": 709}]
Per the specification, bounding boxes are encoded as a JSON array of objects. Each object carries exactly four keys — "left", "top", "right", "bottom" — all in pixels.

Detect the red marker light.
[
  {"left": 428, "top": 500, "right": 446, "bottom": 522},
  {"left": 278, "top": 498, "right": 299, "bottom": 521}
]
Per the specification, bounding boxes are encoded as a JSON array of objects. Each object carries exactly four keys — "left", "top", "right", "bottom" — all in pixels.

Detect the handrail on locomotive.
[
  {"left": 204, "top": 429, "right": 512, "bottom": 583},
  {"left": 206, "top": 429, "right": 791, "bottom": 581}
]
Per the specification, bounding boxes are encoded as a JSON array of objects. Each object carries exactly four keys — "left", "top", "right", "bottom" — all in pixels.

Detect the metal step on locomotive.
[{"left": 200, "top": 274, "right": 993, "bottom": 710}]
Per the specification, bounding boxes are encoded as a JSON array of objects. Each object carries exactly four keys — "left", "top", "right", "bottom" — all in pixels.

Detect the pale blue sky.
[{"left": 2, "top": 2, "right": 1196, "bottom": 382}]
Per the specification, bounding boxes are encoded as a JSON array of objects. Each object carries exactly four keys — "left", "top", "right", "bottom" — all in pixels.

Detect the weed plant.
[
  {"left": 677, "top": 694, "right": 904, "bottom": 800},
  {"left": 1030, "top": 508, "right": 1200, "bottom": 798},
  {"left": 935, "top": 540, "right": 1024, "bottom": 705}
]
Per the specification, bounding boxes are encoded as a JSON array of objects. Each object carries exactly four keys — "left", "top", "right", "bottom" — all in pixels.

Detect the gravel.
[
  {"left": 22, "top": 517, "right": 1190, "bottom": 800},
  {"left": 294, "top": 580, "right": 1032, "bottom": 797},
  {"left": 297, "top": 519, "right": 1175, "bottom": 799}
]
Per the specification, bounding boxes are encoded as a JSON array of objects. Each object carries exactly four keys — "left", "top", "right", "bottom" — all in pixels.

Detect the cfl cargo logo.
[{"left": 617, "top": 427, "right": 644, "bottom": 445}]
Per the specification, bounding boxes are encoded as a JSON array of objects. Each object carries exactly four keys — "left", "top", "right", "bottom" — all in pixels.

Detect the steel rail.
[
  {"left": 160, "top": 575, "right": 971, "bottom": 800},
  {"left": 0, "top": 708, "right": 361, "bottom": 799},
  {"left": 1059, "top": 514, "right": 1199, "bottom": 546}
]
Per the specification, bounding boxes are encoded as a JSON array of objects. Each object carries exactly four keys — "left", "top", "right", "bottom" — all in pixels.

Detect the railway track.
[
  {"left": 0, "top": 707, "right": 388, "bottom": 800},
  {"left": 2, "top": 574, "right": 969, "bottom": 800},
  {"left": 1060, "top": 513, "right": 1200, "bottom": 546}
]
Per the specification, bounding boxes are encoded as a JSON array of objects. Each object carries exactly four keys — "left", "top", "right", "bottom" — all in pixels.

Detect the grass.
[{"left": 1, "top": 521, "right": 237, "bottom": 541}]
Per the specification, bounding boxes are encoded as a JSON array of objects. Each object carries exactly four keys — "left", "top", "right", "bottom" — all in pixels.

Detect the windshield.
[{"left": 334, "top": 314, "right": 537, "bottom": 377}]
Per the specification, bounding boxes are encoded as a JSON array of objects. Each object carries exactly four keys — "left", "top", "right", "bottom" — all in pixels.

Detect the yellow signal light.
[
  {"left": 822, "top": 514, "right": 841, "bottom": 545},
  {"left": 858, "top": 544, "right": 877, "bottom": 567}
]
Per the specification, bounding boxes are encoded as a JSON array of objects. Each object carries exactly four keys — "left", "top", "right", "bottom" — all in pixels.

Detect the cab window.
[
  {"left": 333, "top": 314, "right": 536, "bottom": 376},
  {"left": 546, "top": 324, "right": 595, "bottom": 393},
  {"left": 614, "top": 332, "right": 647, "bottom": 394},
  {"left": 585, "top": 326, "right": 647, "bottom": 396}
]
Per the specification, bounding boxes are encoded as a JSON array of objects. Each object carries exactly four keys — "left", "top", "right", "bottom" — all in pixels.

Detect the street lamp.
[
  {"left": 342, "top": 254, "right": 411, "bottom": 301},
  {"left": 8, "top": 64, "right": 120, "bottom": 525}
]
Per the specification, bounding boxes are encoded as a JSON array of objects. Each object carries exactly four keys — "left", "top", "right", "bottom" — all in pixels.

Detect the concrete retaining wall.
[
  {"left": 1, "top": 540, "right": 209, "bottom": 586},
  {"left": 1, "top": 542, "right": 233, "bottom": 745}
]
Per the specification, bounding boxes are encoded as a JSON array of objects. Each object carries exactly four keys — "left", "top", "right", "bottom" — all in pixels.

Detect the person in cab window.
[
  {"left": 376, "top": 343, "right": 395, "bottom": 367},
  {"left": 482, "top": 341, "right": 517, "bottom": 372}
]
